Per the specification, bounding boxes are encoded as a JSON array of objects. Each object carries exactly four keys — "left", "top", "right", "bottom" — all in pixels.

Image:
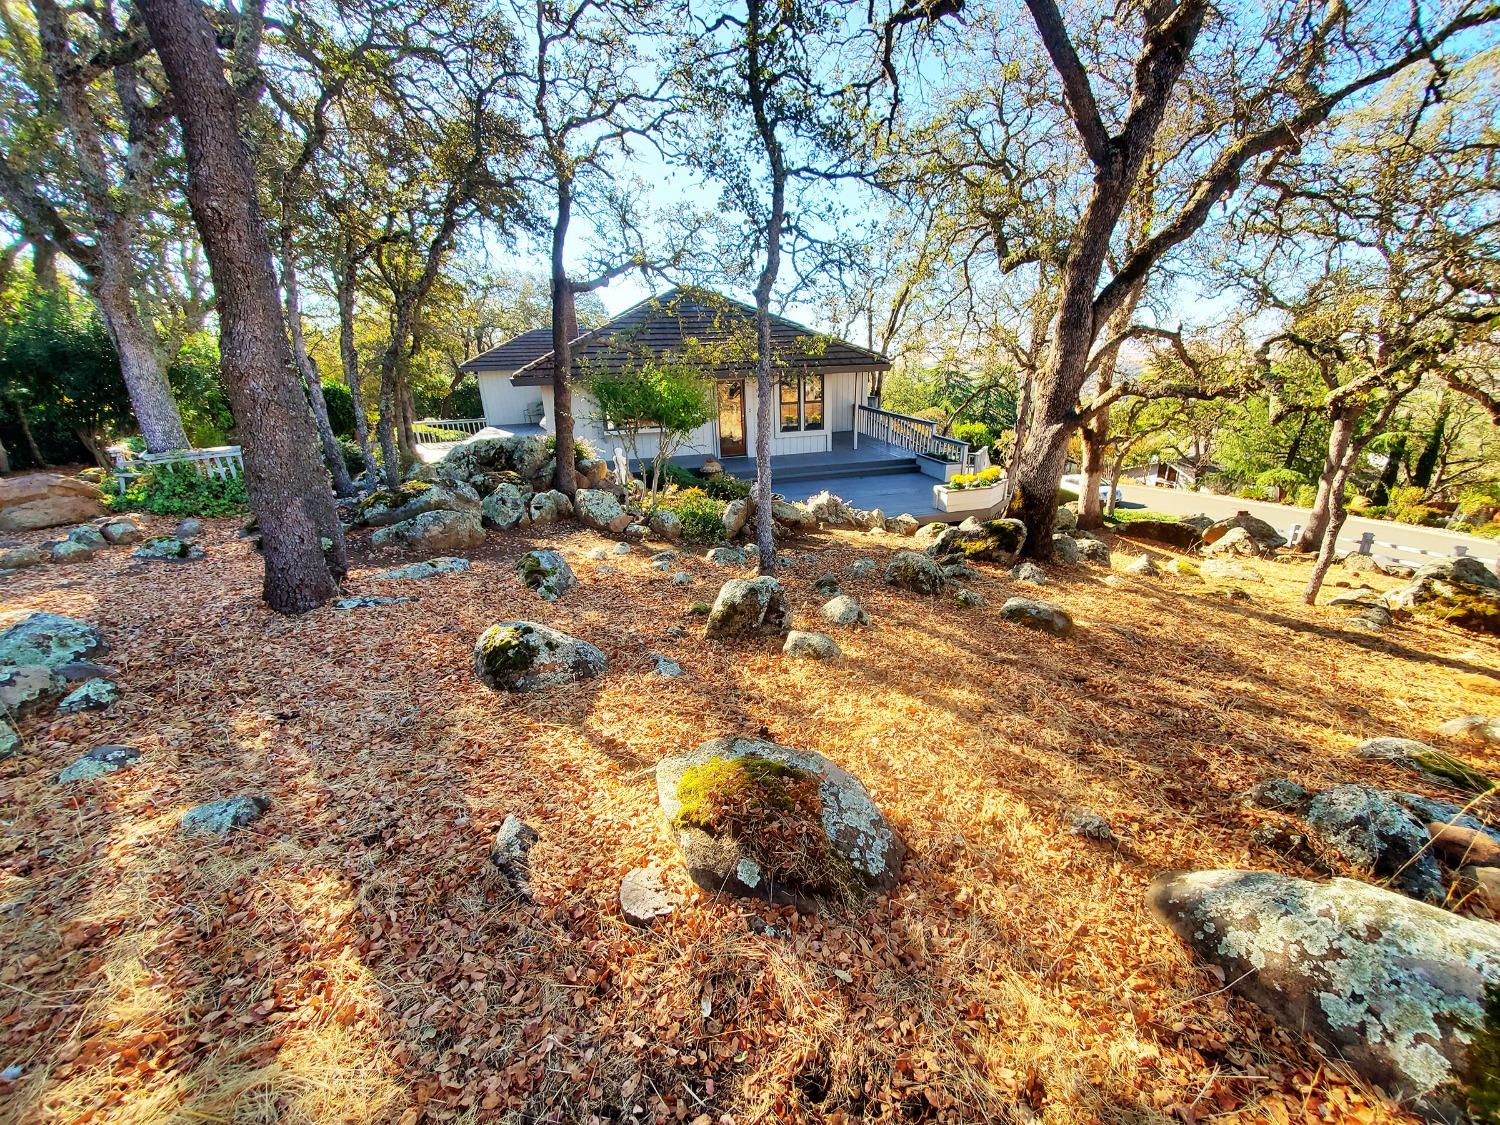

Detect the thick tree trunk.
[
  {"left": 377, "top": 326, "right": 407, "bottom": 490},
  {"left": 1294, "top": 404, "right": 1359, "bottom": 552},
  {"left": 139, "top": 0, "right": 345, "bottom": 612},
  {"left": 31, "top": 239, "right": 57, "bottom": 289},
  {"left": 90, "top": 246, "right": 191, "bottom": 453},
  {"left": 284, "top": 252, "right": 355, "bottom": 495},
  {"left": 335, "top": 263, "right": 378, "bottom": 482},
  {"left": 550, "top": 182, "right": 578, "bottom": 497}
]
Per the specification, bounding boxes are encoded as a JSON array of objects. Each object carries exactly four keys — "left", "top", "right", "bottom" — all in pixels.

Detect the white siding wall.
[
  {"left": 537, "top": 369, "right": 872, "bottom": 462},
  {"left": 477, "top": 372, "right": 544, "bottom": 427}
]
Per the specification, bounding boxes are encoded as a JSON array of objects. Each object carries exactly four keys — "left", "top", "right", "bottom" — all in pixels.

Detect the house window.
[{"left": 778, "top": 373, "right": 824, "bottom": 432}]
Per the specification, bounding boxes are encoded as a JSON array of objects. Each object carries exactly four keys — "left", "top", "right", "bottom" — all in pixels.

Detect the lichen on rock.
[{"left": 473, "top": 621, "right": 607, "bottom": 692}]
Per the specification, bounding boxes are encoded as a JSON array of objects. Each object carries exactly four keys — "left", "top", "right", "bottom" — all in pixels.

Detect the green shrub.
[
  {"left": 108, "top": 463, "right": 248, "bottom": 517},
  {"left": 947, "top": 466, "right": 1003, "bottom": 491},
  {"left": 1387, "top": 485, "right": 1444, "bottom": 526},
  {"left": 951, "top": 421, "right": 995, "bottom": 449},
  {"left": 663, "top": 464, "right": 702, "bottom": 490},
  {"left": 321, "top": 380, "right": 357, "bottom": 438},
  {"left": 662, "top": 487, "right": 727, "bottom": 545},
  {"left": 701, "top": 473, "right": 750, "bottom": 501},
  {"left": 1293, "top": 483, "right": 1319, "bottom": 507},
  {"left": 335, "top": 437, "right": 368, "bottom": 478}
]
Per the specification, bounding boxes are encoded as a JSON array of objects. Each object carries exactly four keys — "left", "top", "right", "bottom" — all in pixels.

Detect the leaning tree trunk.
[
  {"left": 1295, "top": 404, "right": 1360, "bottom": 552},
  {"left": 1303, "top": 451, "right": 1356, "bottom": 605},
  {"left": 90, "top": 244, "right": 191, "bottom": 453},
  {"left": 139, "top": 0, "right": 345, "bottom": 612},
  {"left": 335, "top": 263, "right": 378, "bottom": 482},
  {"left": 12, "top": 399, "right": 45, "bottom": 466},
  {"left": 284, "top": 252, "right": 355, "bottom": 495}
]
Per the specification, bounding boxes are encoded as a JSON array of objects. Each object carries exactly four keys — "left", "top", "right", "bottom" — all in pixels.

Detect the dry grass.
[{"left": 1, "top": 515, "right": 1497, "bottom": 1124}]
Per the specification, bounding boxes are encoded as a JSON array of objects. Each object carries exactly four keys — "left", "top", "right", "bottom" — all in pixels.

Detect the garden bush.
[
  {"left": 661, "top": 487, "right": 727, "bottom": 545},
  {"left": 108, "top": 463, "right": 248, "bottom": 517},
  {"left": 951, "top": 421, "right": 995, "bottom": 449}
]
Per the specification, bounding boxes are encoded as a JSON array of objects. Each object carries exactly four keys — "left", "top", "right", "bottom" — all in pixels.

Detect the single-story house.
[
  {"left": 456, "top": 285, "right": 982, "bottom": 521},
  {"left": 461, "top": 285, "right": 891, "bottom": 464}
]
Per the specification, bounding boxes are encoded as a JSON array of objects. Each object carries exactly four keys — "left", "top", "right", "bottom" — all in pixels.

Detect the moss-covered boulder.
[
  {"left": 356, "top": 480, "right": 480, "bottom": 528},
  {"left": 924, "top": 517, "right": 1027, "bottom": 566},
  {"left": 704, "top": 576, "right": 792, "bottom": 639},
  {"left": 0, "top": 611, "right": 105, "bottom": 670},
  {"left": 516, "top": 548, "right": 576, "bottom": 602},
  {"left": 370, "top": 509, "right": 483, "bottom": 552},
  {"left": 1386, "top": 557, "right": 1500, "bottom": 634},
  {"left": 1355, "top": 736, "right": 1495, "bottom": 794},
  {"left": 1148, "top": 870, "right": 1500, "bottom": 1120},
  {"left": 883, "top": 550, "right": 945, "bottom": 594},
  {"left": 656, "top": 736, "right": 906, "bottom": 912},
  {"left": 473, "top": 621, "right": 607, "bottom": 692}
]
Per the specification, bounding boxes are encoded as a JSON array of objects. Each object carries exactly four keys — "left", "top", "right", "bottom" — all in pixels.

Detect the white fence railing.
[
  {"left": 854, "top": 405, "right": 979, "bottom": 472},
  {"left": 1283, "top": 521, "right": 1500, "bottom": 576},
  {"left": 110, "top": 445, "right": 244, "bottom": 495},
  {"left": 413, "top": 418, "right": 486, "bottom": 444}
]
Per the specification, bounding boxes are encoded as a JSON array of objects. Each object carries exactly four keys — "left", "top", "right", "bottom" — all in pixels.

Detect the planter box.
[
  {"left": 933, "top": 482, "right": 1005, "bottom": 513},
  {"left": 916, "top": 453, "right": 962, "bottom": 481}
]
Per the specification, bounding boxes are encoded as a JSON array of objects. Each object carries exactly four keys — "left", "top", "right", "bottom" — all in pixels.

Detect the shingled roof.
[
  {"left": 458, "top": 328, "right": 556, "bottom": 373},
  {"left": 508, "top": 286, "right": 890, "bottom": 386}
]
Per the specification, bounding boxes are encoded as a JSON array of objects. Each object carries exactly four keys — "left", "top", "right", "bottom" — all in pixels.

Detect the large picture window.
[{"left": 778, "top": 373, "right": 824, "bottom": 432}]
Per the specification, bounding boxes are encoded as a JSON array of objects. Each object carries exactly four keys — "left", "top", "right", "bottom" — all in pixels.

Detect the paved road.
[{"left": 1116, "top": 483, "right": 1500, "bottom": 571}]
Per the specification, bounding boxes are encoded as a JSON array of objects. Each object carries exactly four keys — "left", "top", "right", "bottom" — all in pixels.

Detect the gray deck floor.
[{"left": 713, "top": 431, "right": 913, "bottom": 475}]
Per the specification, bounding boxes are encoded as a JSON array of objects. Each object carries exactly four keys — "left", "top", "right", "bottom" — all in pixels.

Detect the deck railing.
[
  {"left": 854, "top": 404, "right": 978, "bottom": 472},
  {"left": 109, "top": 445, "right": 244, "bottom": 495},
  {"left": 413, "top": 417, "right": 487, "bottom": 444}
]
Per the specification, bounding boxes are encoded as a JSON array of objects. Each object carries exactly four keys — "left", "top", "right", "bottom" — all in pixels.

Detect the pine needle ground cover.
[{"left": 2, "top": 516, "right": 1497, "bottom": 1123}]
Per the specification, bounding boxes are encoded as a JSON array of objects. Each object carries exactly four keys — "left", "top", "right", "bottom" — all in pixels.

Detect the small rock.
[
  {"left": 884, "top": 550, "right": 945, "bottom": 594},
  {"left": 372, "top": 557, "right": 471, "bottom": 581},
  {"left": 334, "top": 595, "right": 415, "bottom": 610},
  {"left": 820, "top": 595, "right": 868, "bottom": 627},
  {"left": 0, "top": 665, "right": 63, "bottom": 716},
  {"left": 528, "top": 489, "right": 573, "bottom": 525},
  {"left": 133, "top": 536, "right": 205, "bottom": 562},
  {"left": 1437, "top": 714, "right": 1500, "bottom": 747},
  {"left": 1051, "top": 534, "right": 1082, "bottom": 564},
  {"left": 648, "top": 509, "right": 682, "bottom": 542},
  {"left": 1201, "top": 558, "right": 1263, "bottom": 584},
  {"left": 812, "top": 574, "right": 842, "bottom": 597},
  {"left": 847, "top": 558, "right": 876, "bottom": 579},
  {"left": 619, "top": 867, "right": 683, "bottom": 925},
  {"left": 954, "top": 588, "right": 984, "bottom": 608},
  {"left": 704, "top": 577, "right": 792, "bottom": 639},
  {"left": 670, "top": 571, "right": 693, "bottom": 585},
  {"left": 0, "top": 545, "right": 46, "bottom": 570},
  {"left": 613, "top": 541, "right": 633, "bottom": 554},
  {"left": 0, "top": 718, "right": 17, "bottom": 758},
  {"left": 57, "top": 744, "right": 139, "bottom": 783},
  {"left": 57, "top": 678, "right": 119, "bottom": 713},
  {"left": 1076, "top": 538, "right": 1111, "bottom": 565},
  {"left": 491, "top": 815, "right": 540, "bottom": 901},
  {"left": 181, "top": 795, "right": 269, "bottom": 835},
  {"left": 1008, "top": 561, "right": 1047, "bottom": 585},
  {"left": 887, "top": 513, "right": 919, "bottom": 536},
  {"left": 1241, "top": 778, "right": 1313, "bottom": 813},
  {"left": 574, "top": 488, "right": 632, "bottom": 534},
  {"left": 175, "top": 518, "right": 203, "bottom": 540},
  {"left": 1067, "top": 808, "right": 1116, "bottom": 843},
  {"left": 999, "top": 597, "right": 1074, "bottom": 637},
  {"left": 1425, "top": 821, "right": 1500, "bottom": 868},
  {"left": 783, "top": 630, "right": 841, "bottom": 660},
  {"left": 1122, "top": 555, "right": 1159, "bottom": 577},
  {"left": 587, "top": 546, "right": 610, "bottom": 560},
  {"left": 1355, "top": 736, "right": 1495, "bottom": 793},
  {"left": 649, "top": 653, "right": 685, "bottom": 678},
  {"left": 705, "top": 546, "right": 748, "bottom": 567},
  {"left": 665, "top": 625, "right": 688, "bottom": 639}
]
